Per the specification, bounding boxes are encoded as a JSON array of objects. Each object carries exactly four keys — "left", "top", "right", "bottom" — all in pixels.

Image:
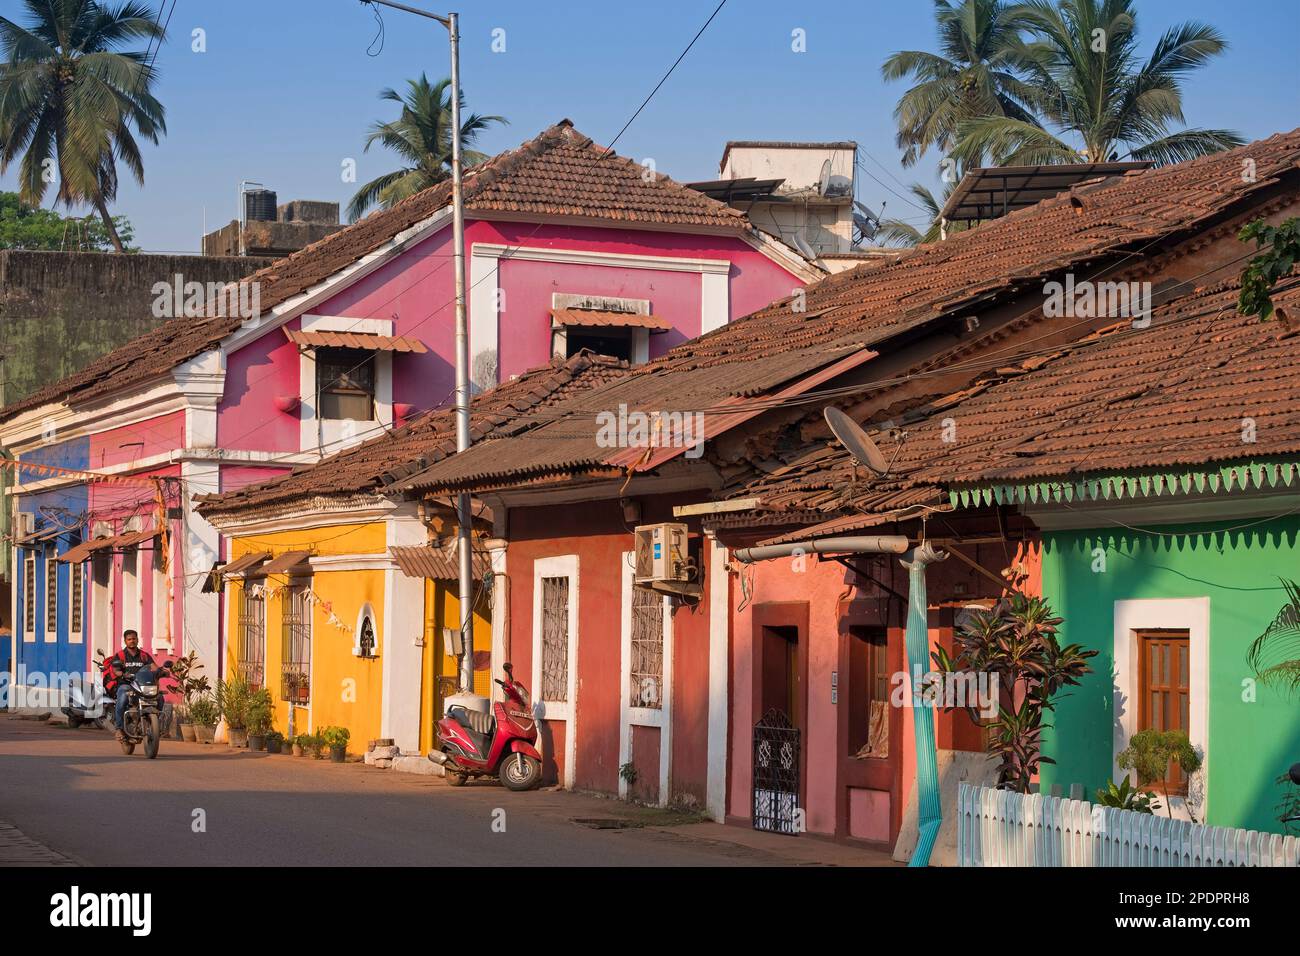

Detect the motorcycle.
[
  {"left": 61, "top": 650, "right": 113, "bottom": 730},
  {"left": 427, "top": 662, "right": 543, "bottom": 791}
]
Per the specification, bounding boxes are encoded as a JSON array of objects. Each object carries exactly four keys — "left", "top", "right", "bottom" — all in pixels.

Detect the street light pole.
[{"left": 362, "top": 2, "right": 475, "bottom": 693}]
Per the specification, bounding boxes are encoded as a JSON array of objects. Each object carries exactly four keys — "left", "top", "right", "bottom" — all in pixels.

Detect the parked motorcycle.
[
  {"left": 61, "top": 650, "right": 112, "bottom": 730},
  {"left": 428, "top": 663, "right": 543, "bottom": 790}
]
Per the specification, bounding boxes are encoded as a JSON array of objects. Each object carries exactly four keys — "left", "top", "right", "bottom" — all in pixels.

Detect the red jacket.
[{"left": 103, "top": 647, "right": 155, "bottom": 693}]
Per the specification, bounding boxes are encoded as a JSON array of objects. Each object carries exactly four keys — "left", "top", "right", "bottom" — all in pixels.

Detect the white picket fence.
[{"left": 957, "top": 783, "right": 1300, "bottom": 867}]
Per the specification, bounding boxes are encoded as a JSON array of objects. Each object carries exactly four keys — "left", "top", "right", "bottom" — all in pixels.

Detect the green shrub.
[
  {"left": 217, "top": 676, "right": 253, "bottom": 731},
  {"left": 187, "top": 695, "right": 218, "bottom": 727},
  {"left": 320, "top": 725, "right": 350, "bottom": 750},
  {"left": 245, "top": 689, "right": 273, "bottom": 736}
]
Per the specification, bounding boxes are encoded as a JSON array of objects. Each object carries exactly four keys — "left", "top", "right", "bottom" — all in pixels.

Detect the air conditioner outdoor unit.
[{"left": 634, "top": 522, "right": 689, "bottom": 586}]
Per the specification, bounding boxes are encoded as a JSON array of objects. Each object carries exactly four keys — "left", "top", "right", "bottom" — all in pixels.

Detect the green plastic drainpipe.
[{"left": 902, "top": 541, "right": 946, "bottom": 867}]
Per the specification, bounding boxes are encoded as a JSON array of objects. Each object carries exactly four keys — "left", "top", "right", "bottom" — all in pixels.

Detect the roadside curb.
[{"left": 0, "top": 821, "right": 77, "bottom": 867}]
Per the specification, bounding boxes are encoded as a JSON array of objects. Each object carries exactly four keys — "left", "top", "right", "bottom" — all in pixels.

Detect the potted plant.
[
  {"left": 169, "top": 651, "right": 209, "bottom": 743},
  {"left": 309, "top": 731, "right": 327, "bottom": 759},
  {"left": 246, "top": 689, "right": 273, "bottom": 751},
  {"left": 292, "top": 733, "right": 310, "bottom": 757},
  {"left": 188, "top": 695, "right": 218, "bottom": 744},
  {"left": 265, "top": 731, "right": 284, "bottom": 754},
  {"left": 321, "top": 725, "right": 350, "bottom": 762},
  {"left": 217, "top": 675, "right": 253, "bottom": 748}
]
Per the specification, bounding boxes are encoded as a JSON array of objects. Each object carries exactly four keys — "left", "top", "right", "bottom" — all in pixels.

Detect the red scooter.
[{"left": 428, "top": 663, "right": 543, "bottom": 790}]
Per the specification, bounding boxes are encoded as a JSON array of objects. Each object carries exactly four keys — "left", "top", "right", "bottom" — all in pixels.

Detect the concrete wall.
[
  {"left": 1040, "top": 516, "right": 1300, "bottom": 833},
  {"left": 0, "top": 250, "right": 272, "bottom": 406}
]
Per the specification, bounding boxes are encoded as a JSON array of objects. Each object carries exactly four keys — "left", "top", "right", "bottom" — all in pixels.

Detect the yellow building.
[{"left": 200, "top": 494, "right": 490, "bottom": 754}]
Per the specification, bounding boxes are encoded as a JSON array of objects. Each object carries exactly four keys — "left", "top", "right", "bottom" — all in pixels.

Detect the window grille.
[
  {"left": 541, "top": 576, "right": 570, "bottom": 702},
  {"left": 45, "top": 548, "right": 57, "bottom": 637},
  {"left": 23, "top": 555, "right": 35, "bottom": 636},
  {"left": 629, "top": 587, "right": 664, "bottom": 708},
  {"left": 237, "top": 585, "right": 266, "bottom": 690},
  {"left": 69, "top": 561, "right": 83, "bottom": 636},
  {"left": 281, "top": 584, "right": 311, "bottom": 703}
]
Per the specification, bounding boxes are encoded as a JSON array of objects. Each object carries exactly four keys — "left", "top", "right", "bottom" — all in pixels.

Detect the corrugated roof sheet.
[
  {"left": 195, "top": 351, "right": 631, "bottom": 516},
  {"left": 261, "top": 550, "right": 313, "bottom": 575},
  {"left": 390, "top": 544, "right": 490, "bottom": 581}
]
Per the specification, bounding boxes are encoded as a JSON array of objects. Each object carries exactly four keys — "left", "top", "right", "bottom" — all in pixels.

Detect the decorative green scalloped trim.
[{"left": 947, "top": 458, "right": 1300, "bottom": 509}]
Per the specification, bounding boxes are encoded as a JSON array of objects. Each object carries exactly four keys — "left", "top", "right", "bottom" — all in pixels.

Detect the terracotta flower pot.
[
  {"left": 180, "top": 722, "right": 197, "bottom": 743},
  {"left": 194, "top": 725, "right": 216, "bottom": 744},
  {"left": 292, "top": 743, "right": 304, "bottom": 757}
]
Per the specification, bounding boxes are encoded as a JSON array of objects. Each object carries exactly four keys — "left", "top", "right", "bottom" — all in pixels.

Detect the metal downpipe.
[{"left": 901, "top": 540, "right": 947, "bottom": 866}]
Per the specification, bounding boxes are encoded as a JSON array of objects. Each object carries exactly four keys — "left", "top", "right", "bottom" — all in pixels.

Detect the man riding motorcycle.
[{"left": 102, "top": 630, "right": 170, "bottom": 743}]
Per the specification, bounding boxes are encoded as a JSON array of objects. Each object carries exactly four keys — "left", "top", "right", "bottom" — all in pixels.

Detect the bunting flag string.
[
  {"left": 246, "top": 581, "right": 353, "bottom": 634},
  {"left": 0, "top": 457, "right": 157, "bottom": 485}
]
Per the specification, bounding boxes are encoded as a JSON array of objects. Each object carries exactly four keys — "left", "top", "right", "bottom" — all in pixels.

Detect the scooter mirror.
[
  {"left": 502, "top": 662, "right": 513, "bottom": 675},
  {"left": 1289, "top": 762, "right": 1300, "bottom": 786}
]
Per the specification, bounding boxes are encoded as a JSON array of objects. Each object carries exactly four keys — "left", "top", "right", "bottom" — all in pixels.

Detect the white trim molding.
[
  {"left": 1112, "top": 597, "right": 1210, "bottom": 822},
  {"left": 618, "top": 550, "right": 673, "bottom": 806},
  {"left": 532, "top": 554, "right": 578, "bottom": 789},
  {"left": 706, "top": 532, "right": 729, "bottom": 822}
]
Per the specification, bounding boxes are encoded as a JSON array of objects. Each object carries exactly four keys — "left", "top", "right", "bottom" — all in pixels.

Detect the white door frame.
[
  {"left": 618, "top": 551, "right": 673, "bottom": 805},
  {"left": 532, "top": 555, "right": 578, "bottom": 789}
]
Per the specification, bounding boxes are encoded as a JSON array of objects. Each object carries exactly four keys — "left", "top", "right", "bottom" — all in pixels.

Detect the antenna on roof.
[
  {"left": 853, "top": 200, "right": 880, "bottom": 241},
  {"left": 817, "top": 158, "right": 833, "bottom": 197},
  {"left": 824, "top": 407, "right": 889, "bottom": 476}
]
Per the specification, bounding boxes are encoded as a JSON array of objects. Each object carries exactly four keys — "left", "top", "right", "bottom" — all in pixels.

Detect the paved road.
[{"left": 0, "top": 719, "right": 849, "bottom": 867}]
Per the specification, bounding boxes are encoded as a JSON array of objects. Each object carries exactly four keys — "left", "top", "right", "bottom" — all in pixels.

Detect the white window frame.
[
  {"left": 1113, "top": 597, "right": 1210, "bottom": 822},
  {"left": 151, "top": 544, "right": 170, "bottom": 649},
  {"left": 44, "top": 546, "right": 58, "bottom": 644},
  {"left": 68, "top": 560, "right": 83, "bottom": 645},
  {"left": 618, "top": 551, "right": 673, "bottom": 804},
  {"left": 532, "top": 554, "right": 578, "bottom": 789},
  {"left": 352, "top": 601, "right": 379, "bottom": 658}
]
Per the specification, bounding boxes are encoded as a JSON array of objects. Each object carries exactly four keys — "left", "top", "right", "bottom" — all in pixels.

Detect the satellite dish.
[
  {"left": 853, "top": 212, "right": 878, "bottom": 240},
  {"left": 817, "top": 158, "right": 833, "bottom": 197},
  {"left": 854, "top": 200, "right": 878, "bottom": 219},
  {"left": 824, "top": 407, "right": 889, "bottom": 475},
  {"left": 791, "top": 232, "right": 817, "bottom": 259}
]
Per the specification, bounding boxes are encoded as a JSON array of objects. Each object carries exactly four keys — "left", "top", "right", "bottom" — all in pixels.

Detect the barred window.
[
  {"left": 540, "top": 576, "right": 570, "bottom": 702},
  {"left": 630, "top": 587, "right": 664, "bottom": 708},
  {"left": 281, "top": 584, "right": 311, "bottom": 703},
  {"left": 69, "top": 561, "right": 84, "bottom": 638},
  {"left": 237, "top": 585, "right": 266, "bottom": 691},
  {"left": 23, "top": 555, "right": 35, "bottom": 638},
  {"left": 45, "top": 547, "right": 58, "bottom": 638}
]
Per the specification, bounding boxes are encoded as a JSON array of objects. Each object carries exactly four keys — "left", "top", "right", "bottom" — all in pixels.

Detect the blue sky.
[{"left": 3, "top": 0, "right": 1296, "bottom": 252}]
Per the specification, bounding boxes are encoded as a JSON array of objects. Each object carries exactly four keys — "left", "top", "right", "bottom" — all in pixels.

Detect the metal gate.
[{"left": 752, "top": 709, "right": 800, "bottom": 834}]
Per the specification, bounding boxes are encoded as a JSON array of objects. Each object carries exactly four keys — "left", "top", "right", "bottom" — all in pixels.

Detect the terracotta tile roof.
[
  {"left": 724, "top": 274, "right": 1300, "bottom": 538},
  {"left": 283, "top": 329, "right": 428, "bottom": 352},
  {"left": 0, "top": 121, "right": 759, "bottom": 424},
  {"left": 195, "top": 351, "right": 631, "bottom": 517},
  {"left": 391, "top": 131, "right": 1300, "bottom": 496},
  {"left": 551, "top": 309, "right": 671, "bottom": 332}
]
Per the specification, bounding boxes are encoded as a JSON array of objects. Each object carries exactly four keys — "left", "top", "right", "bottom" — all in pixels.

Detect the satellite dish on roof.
[
  {"left": 824, "top": 407, "right": 889, "bottom": 476},
  {"left": 817, "top": 158, "right": 833, "bottom": 197},
  {"left": 791, "top": 232, "right": 817, "bottom": 259}
]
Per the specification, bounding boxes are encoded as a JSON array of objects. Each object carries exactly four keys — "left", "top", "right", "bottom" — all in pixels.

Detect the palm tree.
[
  {"left": 1248, "top": 579, "right": 1300, "bottom": 696},
  {"left": 881, "top": 0, "right": 1043, "bottom": 168},
  {"left": 0, "top": 1, "right": 166, "bottom": 253},
  {"left": 347, "top": 73, "right": 506, "bottom": 222},
  {"left": 952, "top": 0, "right": 1243, "bottom": 167}
]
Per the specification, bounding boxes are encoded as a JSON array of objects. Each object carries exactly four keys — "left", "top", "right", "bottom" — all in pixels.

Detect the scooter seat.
[{"left": 448, "top": 705, "right": 494, "bottom": 737}]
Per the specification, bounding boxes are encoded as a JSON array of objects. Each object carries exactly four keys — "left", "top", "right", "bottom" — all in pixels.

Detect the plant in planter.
[
  {"left": 187, "top": 695, "right": 219, "bottom": 744},
  {"left": 292, "top": 733, "right": 311, "bottom": 757},
  {"left": 265, "top": 731, "right": 284, "bottom": 754},
  {"left": 245, "top": 689, "right": 273, "bottom": 751},
  {"left": 1095, "top": 777, "right": 1161, "bottom": 815},
  {"left": 169, "top": 651, "right": 210, "bottom": 743},
  {"left": 217, "top": 675, "right": 253, "bottom": 748},
  {"left": 1117, "top": 729, "right": 1202, "bottom": 819},
  {"left": 320, "top": 725, "right": 350, "bottom": 762},
  {"left": 932, "top": 585, "right": 1096, "bottom": 793}
]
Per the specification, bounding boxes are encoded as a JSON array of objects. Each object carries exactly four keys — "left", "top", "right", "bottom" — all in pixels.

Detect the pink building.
[{"left": 0, "top": 120, "right": 820, "bottom": 698}]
